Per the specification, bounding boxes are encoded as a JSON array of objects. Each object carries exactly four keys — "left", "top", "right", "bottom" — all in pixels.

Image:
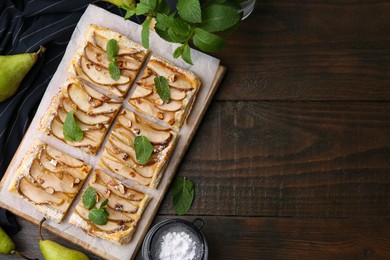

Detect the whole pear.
[
  {"left": 103, "top": 0, "right": 135, "bottom": 7},
  {"left": 0, "top": 226, "right": 15, "bottom": 254},
  {"left": 0, "top": 46, "right": 45, "bottom": 102},
  {"left": 39, "top": 218, "right": 89, "bottom": 260}
]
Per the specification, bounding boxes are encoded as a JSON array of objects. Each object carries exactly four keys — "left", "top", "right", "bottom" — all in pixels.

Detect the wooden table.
[{"left": 2, "top": 1, "right": 390, "bottom": 259}]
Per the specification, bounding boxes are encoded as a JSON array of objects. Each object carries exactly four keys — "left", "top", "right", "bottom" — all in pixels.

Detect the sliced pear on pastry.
[
  {"left": 157, "top": 100, "right": 182, "bottom": 112},
  {"left": 45, "top": 145, "right": 84, "bottom": 167},
  {"left": 93, "top": 32, "right": 140, "bottom": 56},
  {"left": 80, "top": 56, "right": 130, "bottom": 86},
  {"left": 67, "top": 81, "right": 120, "bottom": 115},
  {"left": 84, "top": 42, "right": 110, "bottom": 68},
  {"left": 131, "top": 85, "right": 153, "bottom": 99},
  {"left": 62, "top": 99, "right": 112, "bottom": 126},
  {"left": 170, "top": 87, "right": 186, "bottom": 100}
]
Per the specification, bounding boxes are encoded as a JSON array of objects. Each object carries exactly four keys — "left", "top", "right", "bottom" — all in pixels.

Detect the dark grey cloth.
[{"left": 0, "top": 0, "right": 143, "bottom": 235}]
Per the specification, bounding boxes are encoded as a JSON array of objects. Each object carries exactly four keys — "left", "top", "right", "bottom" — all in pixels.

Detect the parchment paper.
[{"left": 0, "top": 4, "right": 220, "bottom": 260}]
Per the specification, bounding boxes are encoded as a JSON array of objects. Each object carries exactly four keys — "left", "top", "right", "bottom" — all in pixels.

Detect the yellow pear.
[
  {"left": 39, "top": 218, "right": 89, "bottom": 260},
  {"left": 0, "top": 46, "right": 45, "bottom": 102},
  {"left": 103, "top": 0, "right": 135, "bottom": 7}
]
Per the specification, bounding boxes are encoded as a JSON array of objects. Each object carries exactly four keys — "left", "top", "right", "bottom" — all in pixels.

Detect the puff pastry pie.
[
  {"left": 39, "top": 77, "right": 121, "bottom": 155},
  {"left": 8, "top": 140, "right": 92, "bottom": 223},
  {"left": 68, "top": 24, "right": 148, "bottom": 99},
  {"left": 99, "top": 109, "right": 178, "bottom": 188},
  {"left": 128, "top": 55, "right": 201, "bottom": 130},
  {"left": 69, "top": 169, "right": 151, "bottom": 244}
]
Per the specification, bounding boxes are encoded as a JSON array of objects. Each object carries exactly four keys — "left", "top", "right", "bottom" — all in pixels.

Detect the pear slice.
[
  {"left": 130, "top": 85, "right": 153, "bottom": 99},
  {"left": 84, "top": 42, "right": 110, "bottom": 68},
  {"left": 45, "top": 145, "right": 84, "bottom": 167},
  {"left": 157, "top": 100, "right": 182, "bottom": 112},
  {"left": 149, "top": 60, "right": 194, "bottom": 90},
  {"left": 170, "top": 87, "right": 186, "bottom": 100},
  {"left": 51, "top": 118, "right": 100, "bottom": 148},
  {"left": 80, "top": 56, "right": 130, "bottom": 86},
  {"left": 75, "top": 206, "right": 127, "bottom": 232},
  {"left": 93, "top": 32, "right": 140, "bottom": 56},
  {"left": 81, "top": 81, "right": 120, "bottom": 103},
  {"left": 130, "top": 99, "right": 174, "bottom": 125},
  {"left": 118, "top": 55, "right": 142, "bottom": 71},
  {"left": 57, "top": 107, "right": 103, "bottom": 131},
  {"left": 18, "top": 178, "right": 67, "bottom": 211},
  {"left": 62, "top": 99, "right": 111, "bottom": 126},
  {"left": 30, "top": 160, "right": 79, "bottom": 194},
  {"left": 39, "top": 152, "right": 88, "bottom": 180},
  {"left": 67, "top": 81, "right": 120, "bottom": 115},
  {"left": 97, "top": 171, "right": 145, "bottom": 201}
]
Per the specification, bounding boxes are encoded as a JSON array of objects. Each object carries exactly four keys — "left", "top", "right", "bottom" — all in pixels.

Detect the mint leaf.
[
  {"left": 181, "top": 43, "right": 193, "bottom": 64},
  {"left": 89, "top": 208, "right": 109, "bottom": 225},
  {"left": 106, "top": 39, "right": 119, "bottom": 59},
  {"left": 200, "top": 4, "right": 240, "bottom": 32},
  {"left": 124, "top": 9, "right": 136, "bottom": 19},
  {"left": 155, "top": 27, "right": 174, "bottom": 43},
  {"left": 142, "top": 17, "right": 152, "bottom": 48},
  {"left": 134, "top": 135, "right": 153, "bottom": 164},
  {"left": 157, "top": 0, "right": 170, "bottom": 14},
  {"left": 108, "top": 61, "right": 121, "bottom": 81},
  {"left": 155, "top": 14, "right": 191, "bottom": 43},
  {"left": 82, "top": 187, "right": 97, "bottom": 209},
  {"left": 177, "top": 0, "right": 202, "bottom": 23},
  {"left": 100, "top": 198, "right": 109, "bottom": 209},
  {"left": 136, "top": 0, "right": 158, "bottom": 15},
  {"left": 173, "top": 44, "right": 185, "bottom": 58},
  {"left": 63, "top": 111, "right": 83, "bottom": 142},
  {"left": 193, "top": 28, "right": 225, "bottom": 52},
  {"left": 172, "top": 176, "right": 195, "bottom": 215},
  {"left": 154, "top": 76, "right": 171, "bottom": 103}
]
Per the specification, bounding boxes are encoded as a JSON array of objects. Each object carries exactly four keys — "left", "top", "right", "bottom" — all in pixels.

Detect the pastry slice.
[
  {"left": 68, "top": 24, "right": 148, "bottom": 99},
  {"left": 99, "top": 109, "right": 178, "bottom": 188},
  {"left": 8, "top": 140, "right": 92, "bottom": 223},
  {"left": 39, "top": 77, "right": 121, "bottom": 155},
  {"left": 69, "top": 169, "right": 151, "bottom": 244},
  {"left": 128, "top": 54, "right": 201, "bottom": 130}
]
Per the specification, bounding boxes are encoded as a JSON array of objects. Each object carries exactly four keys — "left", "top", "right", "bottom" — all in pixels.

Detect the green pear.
[
  {"left": 103, "top": 0, "right": 135, "bottom": 7},
  {"left": 39, "top": 218, "right": 89, "bottom": 260},
  {"left": 0, "top": 226, "right": 15, "bottom": 254},
  {"left": 0, "top": 46, "right": 45, "bottom": 102}
]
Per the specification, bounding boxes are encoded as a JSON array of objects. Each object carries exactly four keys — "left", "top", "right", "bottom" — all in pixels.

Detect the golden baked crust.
[
  {"left": 39, "top": 77, "right": 121, "bottom": 155},
  {"left": 68, "top": 24, "right": 149, "bottom": 99},
  {"left": 128, "top": 54, "right": 201, "bottom": 130},
  {"left": 69, "top": 169, "right": 151, "bottom": 245},
  {"left": 8, "top": 140, "right": 92, "bottom": 223},
  {"left": 99, "top": 109, "right": 178, "bottom": 188}
]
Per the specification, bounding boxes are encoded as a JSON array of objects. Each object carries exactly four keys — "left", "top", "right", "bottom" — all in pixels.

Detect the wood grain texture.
[
  {"left": 214, "top": 1, "right": 390, "bottom": 101},
  {"left": 2, "top": 216, "right": 389, "bottom": 260},
  {"left": 158, "top": 101, "right": 390, "bottom": 217}
]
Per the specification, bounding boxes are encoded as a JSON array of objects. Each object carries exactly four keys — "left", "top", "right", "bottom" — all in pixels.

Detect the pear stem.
[
  {"left": 14, "top": 250, "right": 39, "bottom": 260},
  {"left": 39, "top": 217, "right": 46, "bottom": 241}
]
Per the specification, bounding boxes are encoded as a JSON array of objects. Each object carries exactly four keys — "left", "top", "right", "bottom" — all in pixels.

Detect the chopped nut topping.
[
  {"left": 168, "top": 118, "right": 175, "bottom": 125},
  {"left": 121, "top": 153, "right": 129, "bottom": 160},
  {"left": 74, "top": 178, "right": 80, "bottom": 184},
  {"left": 108, "top": 179, "right": 117, "bottom": 186},
  {"left": 168, "top": 74, "right": 176, "bottom": 83},
  {"left": 38, "top": 179, "right": 44, "bottom": 184},
  {"left": 130, "top": 172, "right": 136, "bottom": 178},
  {"left": 45, "top": 187, "right": 54, "bottom": 194},
  {"left": 136, "top": 98, "right": 142, "bottom": 104},
  {"left": 133, "top": 129, "right": 140, "bottom": 135},
  {"left": 155, "top": 98, "right": 164, "bottom": 105},
  {"left": 157, "top": 112, "right": 164, "bottom": 120},
  {"left": 86, "top": 63, "right": 91, "bottom": 70},
  {"left": 101, "top": 96, "right": 110, "bottom": 101},
  {"left": 95, "top": 66, "right": 101, "bottom": 72},
  {"left": 115, "top": 204, "right": 123, "bottom": 211},
  {"left": 96, "top": 53, "right": 101, "bottom": 62},
  {"left": 49, "top": 159, "right": 57, "bottom": 167},
  {"left": 71, "top": 103, "right": 78, "bottom": 110},
  {"left": 117, "top": 183, "right": 126, "bottom": 194}
]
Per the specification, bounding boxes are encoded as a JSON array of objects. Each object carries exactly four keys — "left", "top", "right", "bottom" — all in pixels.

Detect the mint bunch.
[{"left": 122, "top": 0, "right": 241, "bottom": 64}]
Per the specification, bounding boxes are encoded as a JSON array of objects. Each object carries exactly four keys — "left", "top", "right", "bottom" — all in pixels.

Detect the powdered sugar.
[{"left": 159, "top": 231, "right": 197, "bottom": 260}]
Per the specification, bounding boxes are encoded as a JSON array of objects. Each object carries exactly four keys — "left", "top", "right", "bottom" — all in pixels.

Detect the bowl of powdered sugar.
[{"left": 142, "top": 218, "right": 208, "bottom": 260}]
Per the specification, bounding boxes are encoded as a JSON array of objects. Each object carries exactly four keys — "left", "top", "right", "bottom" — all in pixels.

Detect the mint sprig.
[
  {"left": 106, "top": 39, "right": 120, "bottom": 81},
  {"left": 122, "top": 0, "right": 242, "bottom": 64},
  {"left": 83, "top": 186, "right": 110, "bottom": 226},
  {"left": 63, "top": 110, "right": 83, "bottom": 142}
]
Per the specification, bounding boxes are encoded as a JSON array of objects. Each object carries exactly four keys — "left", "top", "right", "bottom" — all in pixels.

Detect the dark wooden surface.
[{"left": 2, "top": 1, "right": 390, "bottom": 259}]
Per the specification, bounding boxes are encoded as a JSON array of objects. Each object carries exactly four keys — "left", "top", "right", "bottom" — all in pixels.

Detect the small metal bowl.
[{"left": 142, "top": 218, "right": 208, "bottom": 260}]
